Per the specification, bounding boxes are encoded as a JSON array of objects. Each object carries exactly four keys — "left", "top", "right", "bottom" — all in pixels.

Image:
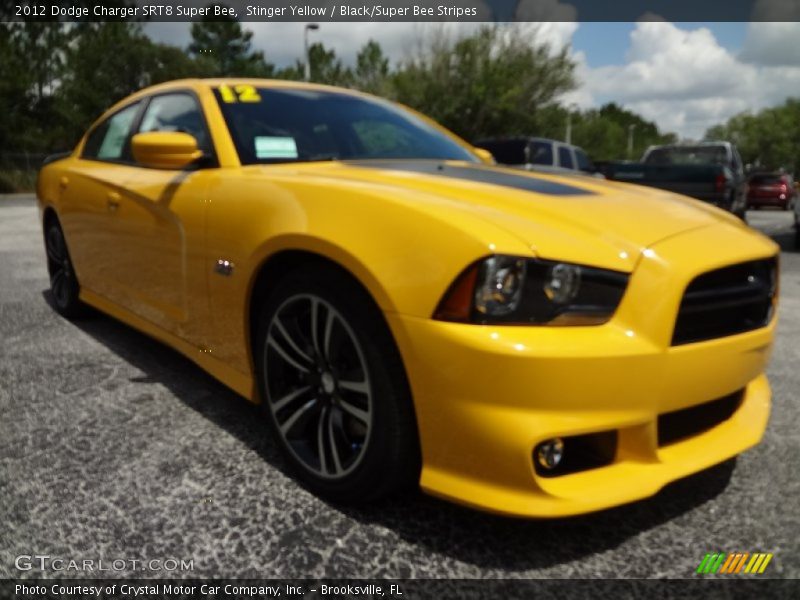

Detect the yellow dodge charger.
[{"left": 37, "top": 79, "right": 779, "bottom": 517}]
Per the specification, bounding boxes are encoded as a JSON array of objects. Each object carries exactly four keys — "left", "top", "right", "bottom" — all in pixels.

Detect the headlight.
[
  {"left": 474, "top": 256, "right": 527, "bottom": 316},
  {"left": 434, "top": 255, "right": 629, "bottom": 326}
]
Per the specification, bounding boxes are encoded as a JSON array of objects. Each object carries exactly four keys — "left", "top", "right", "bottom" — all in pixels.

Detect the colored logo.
[{"left": 696, "top": 552, "right": 773, "bottom": 575}]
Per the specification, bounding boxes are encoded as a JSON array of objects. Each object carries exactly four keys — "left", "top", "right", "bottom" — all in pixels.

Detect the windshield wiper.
[
  {"left": 256, "top": 154, "right": 341, "bottom": 165},
  {"left": 294, "top": 154, "right": 340, "bottom": 163}
]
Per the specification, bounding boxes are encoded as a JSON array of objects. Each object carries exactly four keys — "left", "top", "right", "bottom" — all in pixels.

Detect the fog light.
[{"left": 535, "top": 438, "right": 564, "bottom": 470}]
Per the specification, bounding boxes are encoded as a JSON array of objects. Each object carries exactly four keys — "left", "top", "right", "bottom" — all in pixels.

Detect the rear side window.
[
  {"left": 529, "top": 141, "right": 553, "bottom": 166},
  {"left": 575, "top": 149, "right": 593, "bottom": 172},
  {"left": 82, "top": 102, "right": 140, "bottom": 161},
  {"left": 558, "top": 146, "right": 574, "bottom": 169},
  {"left": 749, "top": 174, "right": 783, "bottom": 185},
  {"left": 138, "top": 93, "right": 211, "bottom": 155}
]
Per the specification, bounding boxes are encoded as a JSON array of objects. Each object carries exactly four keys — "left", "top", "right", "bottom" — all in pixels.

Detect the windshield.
[
  {"left": 529, "top": 141, "right": 554, "bottom": 166},
  {"left": 644, "top": 146, "right": 728, "bottom": 166},
  {"left": 749, "top": 174, "right": 784, "bottom": 185},
  {"left": 212, "top": 85, "right": 477, "bottom": 165}
]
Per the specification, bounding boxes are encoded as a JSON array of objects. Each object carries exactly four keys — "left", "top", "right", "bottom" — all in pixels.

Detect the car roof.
[
  {"left": 99, "top": 78, "right": 379, "bottom": 121},
  {"left": 143, "top": 77, "right": 366, "bottom": 93}
]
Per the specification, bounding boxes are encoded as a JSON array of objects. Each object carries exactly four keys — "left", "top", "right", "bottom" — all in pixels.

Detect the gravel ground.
[{"left": 1, "top": 195, "right": 798, "bottom": 580}]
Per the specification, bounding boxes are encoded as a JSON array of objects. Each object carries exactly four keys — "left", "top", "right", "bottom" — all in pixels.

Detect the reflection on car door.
[
  {"left": 59, "top": 101, "right": 142, "bottom": 301},
  {"left": 110, "top": 92, "right": 214, "bottom": 343}
]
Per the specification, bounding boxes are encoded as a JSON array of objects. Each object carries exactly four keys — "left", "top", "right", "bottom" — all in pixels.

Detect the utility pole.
[
  {"left": 564, "top": 104, "right": 578, "bottom": 145},
  {"left": 565, "top": 112, "right": 572, "bottom": 145},
  {"left": 627, "top": 124, "right": 637, "bottom": 160},
  {"left": 304, "top": 23, "right": 320, "bottom": 81}
]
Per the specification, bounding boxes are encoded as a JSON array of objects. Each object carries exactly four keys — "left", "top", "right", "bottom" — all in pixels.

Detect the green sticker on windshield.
[{"left": 255, "top": 136, "right": 298, "bottom": 159}]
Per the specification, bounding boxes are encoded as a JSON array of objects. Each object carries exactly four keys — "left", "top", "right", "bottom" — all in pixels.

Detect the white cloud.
[
  {"left": 525, "top": 21, "right": 579, "bottom": 53},
  {"left": 590, "top": 21, "right": 749, "bottom": 102},
  {"left": 558, "top": 49, "right": 595, "bottom": 109},
  {"left": 146, "top": 21, "right": 576, "bottom": 68},
  {"left": 573, "top": 21, "right": 800, "bottom": 139}
]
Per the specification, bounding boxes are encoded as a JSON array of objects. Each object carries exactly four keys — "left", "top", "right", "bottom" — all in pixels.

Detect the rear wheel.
[
  {"left": 255, "top": 266, "right": 421, "bottom": 503},
  {"left": 45, "top": 219, "right": 87, "bottom": 319}
]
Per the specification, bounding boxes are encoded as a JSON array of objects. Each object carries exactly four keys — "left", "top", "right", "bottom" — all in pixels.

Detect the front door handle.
[{"left": 107, "top": 192, "right": 120, "bottom": 212}]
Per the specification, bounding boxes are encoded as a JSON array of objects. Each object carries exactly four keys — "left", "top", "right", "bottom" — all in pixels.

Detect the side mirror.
[
  {"left": 131, "top": 131, "right": 203, "bottom": 169},
  {"left": 473, "top": 147, "right": 496, "bottom": 165}
]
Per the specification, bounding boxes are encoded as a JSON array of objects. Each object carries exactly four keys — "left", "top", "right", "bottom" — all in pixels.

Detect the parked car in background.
[
  {"left": 604, "top": 142, "right": 748, "bottom": 219},
  {"left": 474, "top": 137, "right": 599, "bottom": 176},
  {"left": 747, "top": 172, "right": 796, "bottom": 210}
]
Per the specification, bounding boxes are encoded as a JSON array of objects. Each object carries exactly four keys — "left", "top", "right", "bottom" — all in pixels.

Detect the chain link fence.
[{"left": 0, "top": 151, "right": 51, "bottom": 193}]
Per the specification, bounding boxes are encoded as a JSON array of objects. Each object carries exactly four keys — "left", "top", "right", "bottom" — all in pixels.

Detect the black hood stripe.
[{"left": 348, "top": 160, "right": 595, "bottom": 196}]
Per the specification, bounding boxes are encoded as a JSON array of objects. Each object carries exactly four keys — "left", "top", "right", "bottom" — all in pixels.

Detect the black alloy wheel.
[
  {"left": 256, "top": 266, "right": 421, "bottom": 503},
  {"left": 264, "top": 293, "right": 373, "bottom": 480}
]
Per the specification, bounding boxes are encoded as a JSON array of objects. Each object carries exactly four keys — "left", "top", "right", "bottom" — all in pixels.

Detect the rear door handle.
[
  {"left": 107, "top": 192, "right": 120, "bottom": 212},
  {"left": 59, "top": 176, "right": 69, "bottom": 189}
]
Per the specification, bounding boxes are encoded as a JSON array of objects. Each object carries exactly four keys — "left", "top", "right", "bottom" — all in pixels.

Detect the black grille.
[
  {"left": 658, "top": 390, "right": 743, "bottom": 446},
  {"left": 672, "top": 258, "right": 777, "bottom": 346}
]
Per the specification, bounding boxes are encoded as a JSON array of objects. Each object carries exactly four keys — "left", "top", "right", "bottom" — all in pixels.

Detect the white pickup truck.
[{"left": 474, "top": 137, "right": 598, "bottom": 176}]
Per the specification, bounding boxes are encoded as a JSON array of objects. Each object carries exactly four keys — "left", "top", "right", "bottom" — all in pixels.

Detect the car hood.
[{"left": 252, "top": 160, "right": 747, "bottom": 271}]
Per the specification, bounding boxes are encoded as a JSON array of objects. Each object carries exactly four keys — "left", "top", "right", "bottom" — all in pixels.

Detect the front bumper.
[{"left": 387, "top": 223, "right": 777, "bottom": 517}]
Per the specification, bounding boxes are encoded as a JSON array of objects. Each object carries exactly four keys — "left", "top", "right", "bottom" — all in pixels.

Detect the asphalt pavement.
[{"left": 1, "top": 194, "right": 798, "bottom": 579}]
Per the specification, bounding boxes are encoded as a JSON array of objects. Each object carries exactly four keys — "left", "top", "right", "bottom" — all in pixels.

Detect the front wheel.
[{"left": 255, "top": 266, "right": 421, "bottom": 504}]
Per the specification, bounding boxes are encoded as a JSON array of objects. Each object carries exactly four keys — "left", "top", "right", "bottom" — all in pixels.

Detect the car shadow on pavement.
[{"left": 44, "top": 290, "right": 737, "bottom": 572}]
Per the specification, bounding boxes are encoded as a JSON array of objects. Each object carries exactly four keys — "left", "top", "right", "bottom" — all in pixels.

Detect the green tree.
[
  {"left": 564, "top": 103, "right": 677, "bottom": 161},
  {"left": 0, "top": 22, "right": 71, "bottom": 152},
  {"left": 392, "top": 26, "right": 576, "bottom": 141},
  {"left": 705, "top": 100, "right": 800, "bottom": 174},
  {"left": 59, "top": 23, "right": 200, "bottom": 147},
  {"left": 188, "top": 6, "right": 274, "bottom": 77},
  {"left": 353, "top": 40, "right": 390, "bottom": 95},
  {"left": 282, "top": 43, "right": 353, "bottom": 86}
]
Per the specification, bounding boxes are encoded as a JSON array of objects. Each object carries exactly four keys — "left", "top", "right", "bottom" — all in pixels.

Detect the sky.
[{"left": 144, "top": 20, "right": 800, "bottom": 139}]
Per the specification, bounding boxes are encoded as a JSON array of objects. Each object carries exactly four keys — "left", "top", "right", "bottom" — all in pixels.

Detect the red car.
[{"left": 747, "top": 172, "right": 796, "bottom": 210}]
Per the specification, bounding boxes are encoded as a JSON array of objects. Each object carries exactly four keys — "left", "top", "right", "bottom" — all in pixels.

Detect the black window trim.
[{"left": 80, "top": 88, "right": 219, "bottom": 170}]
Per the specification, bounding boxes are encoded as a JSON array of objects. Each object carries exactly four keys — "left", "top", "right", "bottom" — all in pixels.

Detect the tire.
[
  {"left": 795, "top": 226, "right": 800, "bottom": 251},
  {"left": 44, "top": 219, "right": 87, "bottom": 319},
  {"left": 254, "top": 265, "right": 421, "bottom": 504}
]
